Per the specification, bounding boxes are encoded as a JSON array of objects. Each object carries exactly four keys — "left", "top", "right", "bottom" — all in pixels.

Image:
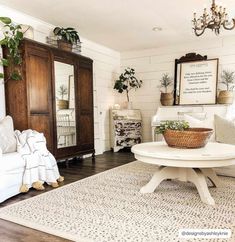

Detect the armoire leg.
[{"left": 92, "top": 152, "right": 95, "bottom": 163}]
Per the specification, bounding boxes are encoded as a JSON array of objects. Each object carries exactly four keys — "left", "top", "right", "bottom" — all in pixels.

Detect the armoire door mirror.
[{"left": 54, "top": 61, "right": 77, "bottom": 149}]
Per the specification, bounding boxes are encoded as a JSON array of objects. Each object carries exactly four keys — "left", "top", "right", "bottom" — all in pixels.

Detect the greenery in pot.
[
  {"left": 217, "top": 70, "right": 235, "bottom": 104},
  {"left": 53, "top": 27, "right": 80, "bottom": 45},
  {"left": 58, "top": 85, "right": 68, "bottom": 100},
  {"left": 113, "top": 67, "right": 142, "bottom": 103},
  {"left": 0, "top": 17, "right": 24, "bottom": 81},
  {"left": 156, "top": 120, "right": 189, "bottom": 134},
  {"left": 158, "top": 73, "right": 174, "bottom": 106},
  {"left": 158, "top": 73, "right": 173, "bottom": 93},
  {"left": 220, "top": 70, "right": 235, "bottom": 91},
  {"left": 57, "top": 85, "right": 68, "bottom": 109}
]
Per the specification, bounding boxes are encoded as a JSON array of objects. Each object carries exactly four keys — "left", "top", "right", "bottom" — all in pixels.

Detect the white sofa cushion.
[
  {"left": 212, "top": 115, "right": 235, "bottom": 178},
  {"left": 214, "top": 114, "right": 235, "bottom": 144},
  {"left": 0, "top": 116, "right": 17, "bottom": 153},
  {"left": 0, "top": 152, "right": 25, "bottom": 173}
]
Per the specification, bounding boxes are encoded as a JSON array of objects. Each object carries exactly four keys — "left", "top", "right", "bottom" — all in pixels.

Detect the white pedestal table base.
[{"left": 140, "top": 166, "right": 220, "bottom": 206}]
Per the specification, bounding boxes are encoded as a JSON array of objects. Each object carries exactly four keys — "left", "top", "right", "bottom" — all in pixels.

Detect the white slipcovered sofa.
[
  {"left": 0, "top": 150, "right": 26, "bottom": 203},
  {"left": 0, "top": 116, "right": 25, "bottom": 203},
  {"left": 0, "top": 116, "right": 61, "bottom": 203}
]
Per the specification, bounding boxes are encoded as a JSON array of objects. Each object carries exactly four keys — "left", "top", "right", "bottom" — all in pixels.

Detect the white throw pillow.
[
  {"left": 0, "top": 116, "right": 17, "bottom": 153},
  {"left": 183, "top": 114, "right": 215, "bottom": 141},
  {"left": 214, "top": 115, "right": 235, "bottom": 178},
  {"left": 0, "top": 147, "right": 2, "bottom": 160},
  {"left": 214, "top": 115, "right": 235, "bottom": 144},
  {"left": 225, "top": 102, "right": 235, "bottom": 121}
]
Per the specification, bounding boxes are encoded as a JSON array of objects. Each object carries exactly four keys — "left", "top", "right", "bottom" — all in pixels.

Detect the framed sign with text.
[{"left": 174, "top": 53, "right": 219, "bottom": 105}]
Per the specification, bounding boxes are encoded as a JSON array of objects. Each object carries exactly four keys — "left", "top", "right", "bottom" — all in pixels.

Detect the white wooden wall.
[
  {"left": 120, "top": 36, "right": 235, "bottom": 142},
  {"left": 1, "top": 4, "right": 235, "bottom": 152}
]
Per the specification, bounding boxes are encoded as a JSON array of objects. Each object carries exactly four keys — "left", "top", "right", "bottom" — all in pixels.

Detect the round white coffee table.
[{"left": 131, "top": 142, "right": 235, "bottom": 205}]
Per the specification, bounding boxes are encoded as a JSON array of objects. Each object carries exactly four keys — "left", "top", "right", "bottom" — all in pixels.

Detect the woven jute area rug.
[{"left": 0, "top": 161, "right": 234, "bottom": 242}]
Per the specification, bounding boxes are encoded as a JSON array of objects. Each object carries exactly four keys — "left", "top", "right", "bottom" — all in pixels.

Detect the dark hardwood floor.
[{"left": 0, "top": 150, "right": 135, "bottom": 242}]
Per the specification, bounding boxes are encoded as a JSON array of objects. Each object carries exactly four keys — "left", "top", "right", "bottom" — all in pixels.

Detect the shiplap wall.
[
  {"left": 2, "top": 5, "right": 235, "bottom": 152},
  {"left": 0, "top": 5, "right": 120, "bottom": 154},
  {"left": 120, "top": 36, "right": 235, "bottom": 142}
]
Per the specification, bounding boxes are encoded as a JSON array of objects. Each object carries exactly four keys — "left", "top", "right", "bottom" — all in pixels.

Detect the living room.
[{"left": 0, "top": 0, "right": 235, "bottom": 241}]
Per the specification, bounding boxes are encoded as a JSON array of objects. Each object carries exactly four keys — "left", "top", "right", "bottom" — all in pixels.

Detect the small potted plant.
[
  {"left": 0, "top": 17, "right": 24, "bottom": 81},
  {"left": 113, "top": 67, "right": 142, "bottom": 109},
  {"left": 53, "top": 27, "right": 80, "bottom": 52},
  {"left": 158, "top": 73, "right": 174, "bottom": 106},
  {"left": 57, "top": 85, "right": 69, "bottom": 109},
  {"left": 156, "top": 120, "right": 213, "bottom": 149},
  {"left": 217, "top": 70, "right": 235, "bottom": 104}
]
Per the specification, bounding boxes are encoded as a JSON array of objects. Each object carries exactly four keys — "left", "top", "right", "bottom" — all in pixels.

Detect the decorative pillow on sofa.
[
  {"left": 214, "top": 115, "right": 235, "bottom": 178},
  {"left": 214, "top": 114, "right": 235, "bottom": 144},
  {"left": 0, "top": 116, "right": 17, "bottom": 153},
  {"left": 183, "top": 114, "right": 215, "bottom": 141}
]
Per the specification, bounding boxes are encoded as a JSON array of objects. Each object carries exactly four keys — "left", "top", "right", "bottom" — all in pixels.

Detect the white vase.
[
  {"left": 127, "top": 102, "right": 133, "bottom": 109},
  {"left": 123, "top": 101, "right": 133, "bottom": 109},
  {"left": 20, "top": 24, "right": 34, "bottom": 39}
]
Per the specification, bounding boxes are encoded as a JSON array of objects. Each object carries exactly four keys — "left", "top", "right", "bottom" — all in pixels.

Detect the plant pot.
[
  {"left": 127, "top": 101, "right": 133, "bottom": 109},
  {"left": 217, "top": 90, "right": 234, "bottom": 104},
  {"left": 123, "top": 101, "right": 133, "bottom": 109},
  {"left": 20, "top": 24, "right": 34, "bottom": 39},
  {"left": 57, "top": 40, "right": 72, "bottom": 52},
  {"left": 57, "top": 100, "right": 69, "bottom": 110},
  {"left": 160, "top": 93, "right": 174, "bottom": 106}
]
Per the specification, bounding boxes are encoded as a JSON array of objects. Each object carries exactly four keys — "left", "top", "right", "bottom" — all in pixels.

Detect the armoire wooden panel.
[
  {"left": 78, "top": 60, "right": 94, "bottom": 151},
  {"left": 25, "top": 45, "right": 53, "bottom": 152},
  {"left": 27, "top": 49, "right": 51, "bottom": 113},
  {"left": 4, "top": 38, "right": 95, "bottom": 159}
]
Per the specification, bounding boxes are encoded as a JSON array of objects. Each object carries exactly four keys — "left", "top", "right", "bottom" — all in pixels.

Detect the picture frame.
[{"left": 174, "top": 53, "right": 219, "bottom": 105}]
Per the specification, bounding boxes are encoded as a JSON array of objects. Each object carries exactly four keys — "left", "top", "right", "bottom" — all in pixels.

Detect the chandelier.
[{"left": 192, "top": 0, "right": 235, "bottom": 36}]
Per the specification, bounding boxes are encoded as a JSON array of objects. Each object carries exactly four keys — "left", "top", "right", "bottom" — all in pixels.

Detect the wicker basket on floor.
[{"left": 163, "top": 128, "right": 213, "bottom": 149}]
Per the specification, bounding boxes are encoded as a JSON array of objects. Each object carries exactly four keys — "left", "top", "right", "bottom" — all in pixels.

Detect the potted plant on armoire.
[{"left": 53, "top": 27, "right": 80, "bottom": 52}]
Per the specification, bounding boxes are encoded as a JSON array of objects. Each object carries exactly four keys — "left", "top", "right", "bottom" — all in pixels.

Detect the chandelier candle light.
[{"left": 192, "top": 0, "right": 235, "bottom": 36}]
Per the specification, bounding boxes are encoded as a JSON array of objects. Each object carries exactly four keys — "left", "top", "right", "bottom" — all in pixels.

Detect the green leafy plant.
[
  {"left": 58, "top": 85, "right": 68, "bottom": 100},
  {"left": 113, "top": 68, "right": 142, "bottom": 102},
  {"left": 0, "top": 17, "right": 24, "bottom": 81},
  {"left": 156, "top": 120, "right": 189, "bottom": 134},
  {"left": 158, "top": 73, "right": 173, "bottom": 93},
  {"left": 53, "top": 27, "right": 80, "bottom": 44},
  {"left": 220, "top": 70, "right": 235, "bottom": 91}
]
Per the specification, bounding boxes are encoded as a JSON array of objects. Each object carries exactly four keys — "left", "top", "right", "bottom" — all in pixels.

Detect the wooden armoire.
[{"left": 4, "top": 38, "right": 94, "bottom": 160}]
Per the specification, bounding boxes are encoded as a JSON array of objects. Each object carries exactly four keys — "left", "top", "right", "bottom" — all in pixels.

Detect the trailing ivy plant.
[
  {"left": 156, "top": 120, "right": 189, "bottom": 134},
  {"left": 0, "top": 17, "right": 23, "bottom": 81},
  {"left": 113, "top": 67, "right": 142, "bottom": 102}
]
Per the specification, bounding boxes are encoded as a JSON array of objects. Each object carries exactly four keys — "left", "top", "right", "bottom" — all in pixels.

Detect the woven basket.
[{"left": 163, "top": 128, "right": 213, "bottom": 149}]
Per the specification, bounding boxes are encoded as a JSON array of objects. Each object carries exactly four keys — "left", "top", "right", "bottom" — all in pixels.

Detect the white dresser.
[
  {"left": 110, "top": 109, "right": 142, "bottom": 152},
  {"left": 151, "top": 105, "right": 229, "bottom": 141}
]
